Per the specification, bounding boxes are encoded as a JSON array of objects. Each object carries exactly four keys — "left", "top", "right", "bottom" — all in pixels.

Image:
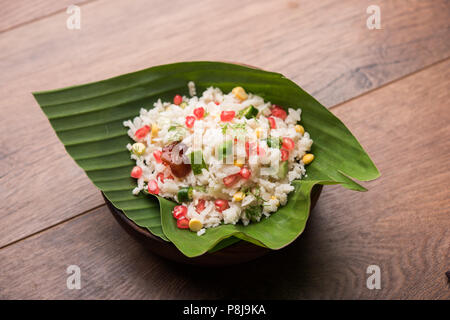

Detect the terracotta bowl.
[{"left": 103, "top": 184, "right": 323, "bottom": 266}]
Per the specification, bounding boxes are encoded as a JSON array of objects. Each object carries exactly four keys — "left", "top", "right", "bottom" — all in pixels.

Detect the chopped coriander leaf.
[{"left": 245, "top": 205, "right": 263, "bottom": 222}]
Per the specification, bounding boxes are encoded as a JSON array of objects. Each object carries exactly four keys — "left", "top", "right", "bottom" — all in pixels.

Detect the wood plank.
[
  {"left": 0, "top": 0, "right": 449, "bottom": 247},
  {"left": 0, "top": 0, "right": 90, "bottom": 33},
  {"left": 1, "top": 59, "right": 448, "bottom": 299}
]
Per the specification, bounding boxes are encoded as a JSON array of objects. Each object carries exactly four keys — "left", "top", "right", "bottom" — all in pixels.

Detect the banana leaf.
[{"left": 33, "top": 61, "right": 379, "bottom": 257}]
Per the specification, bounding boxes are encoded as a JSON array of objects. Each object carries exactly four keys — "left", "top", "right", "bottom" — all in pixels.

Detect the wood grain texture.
[
  {"left": 0, "top": 0, "right": 449, "bottom": 248},
  {"left": 0, "top": 0, "right": 90, "bottom": 33},
  {"left": 1, "top": 59, "right": 448, "bottom": 299}
]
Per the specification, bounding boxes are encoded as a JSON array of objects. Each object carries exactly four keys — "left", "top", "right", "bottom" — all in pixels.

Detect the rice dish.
[{"left": 124, "top": 83, "right": 314, "bottom": 235}]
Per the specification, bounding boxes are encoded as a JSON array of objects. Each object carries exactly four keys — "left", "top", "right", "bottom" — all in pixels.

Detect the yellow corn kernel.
[
  {"left": 234, "top": 159, "right": 245, "bottom": 168},
  {"left": 255, "top": 127, "right": 263, "bottom": 138},
  {"left": 233, "top": 191, "right": 245, "bottom": 202},
  {"left": 295, "top": 125, "right": 305, "bottom": 135},
  {"left": 232, "top": 86, "right": 248, "bottom": 100},
  {"left": 151, "top": 124, "right": 159, "bottom": 137},
  {"left": 180, "top": 102, "right": 187, "bottom": 109},
  {"left": 132, "top": 142, "right": 146, "bottom": 155},
  {"left": 302, "top": 153, "right": 314, "bottom": 165},
  {"left": 189, "top": 219, "right": 203, "bottom": 232}
]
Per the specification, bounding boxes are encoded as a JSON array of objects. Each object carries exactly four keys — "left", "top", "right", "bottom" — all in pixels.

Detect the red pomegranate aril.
[
  {"left": 223, "top": 173, "right": 240, "bottom": 187},
  {"left": 282, "top": 137, "right": 295, "bottom": 150},
  {"left": 156, "top": 172, "right": 165, "bottom": 183},
  {"left": 220, "top": 110, "right": 235, "bottom": 122},
  {"left": 185, "top": 116, "right": 196, "bottom": 128},
  {"left": 214, "top": 199, "right": 230, "bottom": 212},
  {"left": 147, "top": 179, "right": 159, "bottom": 194},
  {"left": 173, "top": 205, "right": 188, "bottom": 219},
  {"left": 135, "top": 125, "right": 151, "bottom": 140},
  {"left": 153, "top": 150, "right": 162, "bottom": 163},
  {"left": 196, "top": 199, "right": 206, "bottom": 213},
  {"left": 130, "top": 166, "right": 142, "bottom": 179},
  {"left": 239, "top": 167, "right": 251, "bottom": 179},
  {"left": 193, "top": 107, "right": 205, "bottom": 119},
  {"left": 177, "top": 218, "right": 190, "bottom": 229},
  {"left": 215, "top": 101, "right": 220, "bottom": 105},
  {"left": 268, "top": 117, "right": 276, "bottom": 129},
  {"left": 173, "top": 94, "right": 183, "bottom": 105},
  {"left": 271, "top": 105, "right": 287, "bottom": 120},
  {"left": 281, "top": 149, "right": 289, "bottom": 161}
]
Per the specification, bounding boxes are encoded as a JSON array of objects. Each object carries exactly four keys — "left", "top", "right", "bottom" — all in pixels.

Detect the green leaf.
[
  {"left": 160, "top": 180, "right": 327, "bottom": 256},
  {"left": 33, "top": 61, "right": 379, "bottom": 256}
]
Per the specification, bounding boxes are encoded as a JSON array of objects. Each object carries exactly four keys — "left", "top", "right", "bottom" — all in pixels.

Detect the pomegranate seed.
[
  {"left": 173, "top": 205, "right": 188, "bottom": 219},
  {"left": 220, "top": 110, "right": 235, "bottom": 122},
  {"left": 196, "top": 199, "right": 206, "bottom": 213},
  {"left": 268, "top": 117, "right": 276, "bottom": 129},
  {"left": 282, "top": 137, "right": 295, "bottom": 150},
  {"left": 135, "top": 125, "right": 151, "bottom": 140},
  {"left": 223, "top": 173, "right": 240, "bottom": 187},
  {"left": 239, "top": 167, "right": 251, "bottom": 179},
  {"left": 130, "top": 166, "right": 142, "bottom": 179},
  {"left": 153, "top": 150, "right": 162, "bottom": 163},
  {"left": 214, "top": 199, "right": 230, "bottom": 212},
  {"left": 177, "top": 218, "right": 190, "bottom": 229},
  {"left": 193, "top": 107, "right": 205, "bottom": 119},
  {"left": 281, "top": 149, "right": 289, "bottom": 161},
  {"left": 173, "top": 94, "right": 183, "bottom": 105},
  {"left": 147, "top": 179, "right": 159, "bottom": 194},
  {"left": 271, "top": 105, "right": 287, "bottom": 120},
  {"left": 156, "top": 172, "right": 165, "bottom": 183},
  {"left": 215, "top": 101, "right": 220, "bottom": 105},
  {"left": 185, "top": 116, "right": 196, "bottom": 128}
]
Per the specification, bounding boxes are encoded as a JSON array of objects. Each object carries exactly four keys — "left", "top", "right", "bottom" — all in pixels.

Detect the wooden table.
[{"left": 0, "top": 0, "right": 449, "bottom": 299}]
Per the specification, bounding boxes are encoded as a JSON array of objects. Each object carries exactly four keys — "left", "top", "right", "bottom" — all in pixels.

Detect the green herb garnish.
[
  {"left": 194, "top": 185, "right": 207, "bottom": 192},
  {"left": 245, "top": 205, "right": 263, "bottom": 222},
  {"left": 265, "top": 136, "right": 282, "bottom": 148},
  {"left": 167, "top": 125, "right": 186, "bottom": 142}
]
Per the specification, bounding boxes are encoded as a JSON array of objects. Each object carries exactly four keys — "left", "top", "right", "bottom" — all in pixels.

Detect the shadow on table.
[{"left": 152, "top": 201, "right": 339, "bottom": 299}]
